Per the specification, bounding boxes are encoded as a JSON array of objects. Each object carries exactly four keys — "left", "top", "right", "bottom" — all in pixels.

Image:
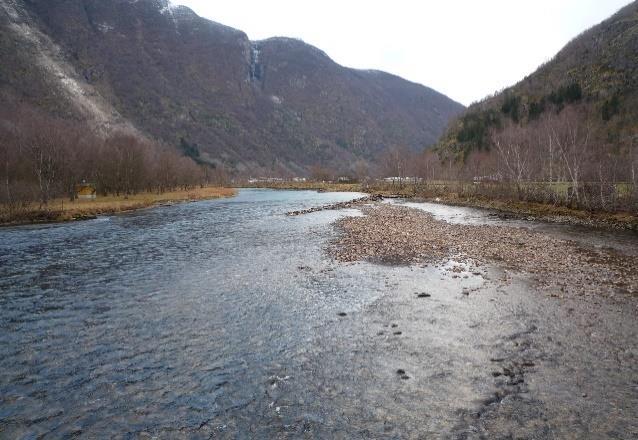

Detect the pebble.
[
  {"left": 329, "top": 204, "right": 638, "bottom": 297},
  {"left": 287, "top": 194, "right": 384, "bottom": 216}
]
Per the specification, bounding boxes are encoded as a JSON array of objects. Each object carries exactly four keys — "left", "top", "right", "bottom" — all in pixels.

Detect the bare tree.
[
  {"left": 309, "top": 164, "right": 334, "bottom": 182},
  {"left": 19, "top": 115, "right": 71, "bottom": 207},
  {"left": 352, "top": 159, "right": 369, "bottom": 183},
  {"left": 0, "top": 119, "right": 14, "bottom": 204},
  {"left": 492, "top": 122, "right": 534, "bottom": 194},
  {"left": 380, "top": 145, "right": 412, "bottom": 184},
  {"left": 548, "top": 107, "right": 592, "bottom": 204}
]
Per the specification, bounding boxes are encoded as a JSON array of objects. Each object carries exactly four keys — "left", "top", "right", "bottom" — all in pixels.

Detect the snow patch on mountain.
[{"left": 157, "top": 0, "right": 180, "bottom": 32}]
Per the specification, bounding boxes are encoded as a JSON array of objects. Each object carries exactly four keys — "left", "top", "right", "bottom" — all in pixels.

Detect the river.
[{"left": 1, "top": 189, "right": 637, "bottom": 438}]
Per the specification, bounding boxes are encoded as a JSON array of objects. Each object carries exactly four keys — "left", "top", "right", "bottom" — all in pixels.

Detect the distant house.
[
  {"left": 473, "top": 173, "right": 503, "bottom": 183},
  {"left": 75, "top": 182, "right": 96, "bottom": 200},
  {"left": 383, "top": 177, "right": 423, "bottom": 184}
]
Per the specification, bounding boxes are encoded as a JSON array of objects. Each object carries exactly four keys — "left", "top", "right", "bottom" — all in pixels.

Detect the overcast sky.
[{"left": 174, "top": 0, "right": 632, "bottom": 106}]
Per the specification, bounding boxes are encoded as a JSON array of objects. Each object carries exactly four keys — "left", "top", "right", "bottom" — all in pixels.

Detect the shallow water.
[
  {"left": 1, "top": 189, "right": 636, "bottom": 438},
  {"left": 0, "top": 189, "right": 379, "bottom": 436},
  {"left": 396, "top": 199, "right": 638, "bottom": 256}
]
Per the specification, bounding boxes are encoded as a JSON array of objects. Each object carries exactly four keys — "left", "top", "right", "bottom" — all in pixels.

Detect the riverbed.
[{"left": 1, "top": 189, "right": 637, "bottom": 438}]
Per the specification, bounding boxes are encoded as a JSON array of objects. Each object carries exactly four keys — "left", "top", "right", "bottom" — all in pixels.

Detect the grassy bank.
[
  {"left": 242, "top": 181, "right": 638, "bottom": 230},
  {"left": 416, "top": 193, "right": 638, "bottom": 231},
  {"left": 0, "top": 186, "right": 235, "bottom": 227}
]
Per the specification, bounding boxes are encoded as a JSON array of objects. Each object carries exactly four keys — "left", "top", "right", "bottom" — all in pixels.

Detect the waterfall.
[{"left": 249, "top": 43, "right": 262, "bottom": 82}]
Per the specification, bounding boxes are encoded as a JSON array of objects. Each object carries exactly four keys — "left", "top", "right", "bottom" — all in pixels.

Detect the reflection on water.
[
  {"left": 1, "top": 189, "right": 636, "bottom": 438},
  {"left": 0, "top": 189, "right": 379, "bottom": 437}
]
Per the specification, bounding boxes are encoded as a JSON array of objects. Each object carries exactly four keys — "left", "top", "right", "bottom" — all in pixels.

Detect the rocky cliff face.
[{"left": 0, "top": 0, "right": 464, "bottom": 174}]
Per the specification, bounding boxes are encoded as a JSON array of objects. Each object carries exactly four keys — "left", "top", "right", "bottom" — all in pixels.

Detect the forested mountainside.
[
  {"left": 0, "top": 0, "right": 463, "bottom": 174},
  {"left": 437, "top": 1, "right": 638, "bottom": 161}
]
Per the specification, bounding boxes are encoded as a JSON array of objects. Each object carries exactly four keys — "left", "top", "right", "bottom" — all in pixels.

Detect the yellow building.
[{"left": 75, "top": 182, "right": 96, "bottom": 200}]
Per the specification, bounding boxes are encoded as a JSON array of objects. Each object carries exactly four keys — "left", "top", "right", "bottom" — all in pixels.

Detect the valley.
[{"left": 1, "top": 1, "right": 637, "bottom": 438}]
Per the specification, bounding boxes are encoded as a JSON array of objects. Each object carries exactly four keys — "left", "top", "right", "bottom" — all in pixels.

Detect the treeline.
[
  {"left": 377, "top": 105, "right": 637, "bottom": 213},
  {"left": 301, "top": 104, "right": 637, "bottom": 214},
  {"left": 446, "top": 83, "right": 587, "bottom": 157},
  {"left": 0, "top": 105, "right": 226, "bottom": 209},
  {"left": 423, "top": 79, "right": 638, "bottom": 213}
]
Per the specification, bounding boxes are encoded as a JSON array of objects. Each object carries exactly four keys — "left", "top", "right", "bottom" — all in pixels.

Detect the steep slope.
[
  {"left": 0, "top": 0, "right": 133, "bottom": 130},
  {"left": 437, "top": 1, "right": 638, "bottom": 158},
  {"left": 0, "top": 0, "right": 464, "bottom": 174}
]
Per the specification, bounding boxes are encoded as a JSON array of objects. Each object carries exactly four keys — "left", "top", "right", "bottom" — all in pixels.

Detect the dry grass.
[
  {"left": 0, "top": 186, "right": 235, "bottom": 226},
  {"left": 422, "top": 193, "right": 638, "bottom": 231}
]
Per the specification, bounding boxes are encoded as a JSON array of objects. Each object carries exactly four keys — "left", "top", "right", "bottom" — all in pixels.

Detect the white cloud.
[{"left": 175, "top": 0, "right": 632, "bottom": 105}]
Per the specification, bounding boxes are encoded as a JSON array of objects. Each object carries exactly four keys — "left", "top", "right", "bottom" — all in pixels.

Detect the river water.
[{"left": 1, "top": 189, "right": 637, "bottom": 439}]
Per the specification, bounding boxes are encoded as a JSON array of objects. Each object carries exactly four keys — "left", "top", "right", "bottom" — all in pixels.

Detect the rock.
[
  {"left": 416, "top": 293, "right": 431, "bottom": 298},
  {"left": 337, "top": 312, "right": 347, "bottom": 317},
  {"left": 328, "top": 203, "right": 638, "bottom": 297},
  {"left": 286, "top": 195, "right": 384, "bottom": 216},
  {"left": 396, "top": 369, "right": 406, "bottom": 375}
]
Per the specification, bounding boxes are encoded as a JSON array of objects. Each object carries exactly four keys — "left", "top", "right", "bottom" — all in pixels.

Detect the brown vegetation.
[
  {"left": 430, "top": 2, "right": 638, "bottom": 215},
  {"left": 0, "top": 104, "right": 230, "bottom": 225},
  {"left": 371, "top": 106, "right": 638, "bottom": 216},
  {"left": 0, "top": 186, "right": 235, "bottom": 226},
  {"left": 2, "top": 0, "right": 463, "bottom": 175}
]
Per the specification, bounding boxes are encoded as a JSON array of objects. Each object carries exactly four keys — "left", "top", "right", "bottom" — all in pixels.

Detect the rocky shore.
[{"left": 330, "top": 204, "right": 638, "bottom": 298}]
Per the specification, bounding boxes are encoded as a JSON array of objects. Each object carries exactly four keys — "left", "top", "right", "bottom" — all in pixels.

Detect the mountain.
[
  {"left": 437, "top": 1, "right": 638, "bottom": 159},
  {"left": 0, "top": 0, "right": 464, "bottom": 175}
]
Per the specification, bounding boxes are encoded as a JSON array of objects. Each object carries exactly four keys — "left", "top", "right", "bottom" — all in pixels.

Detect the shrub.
[{"left": 601, "top": 95, "right": 621, "bottom": 121}]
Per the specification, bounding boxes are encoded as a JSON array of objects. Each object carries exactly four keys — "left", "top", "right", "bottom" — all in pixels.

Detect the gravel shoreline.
[{"left": 330, "top": 204, "right": 638, "bottom": 298}]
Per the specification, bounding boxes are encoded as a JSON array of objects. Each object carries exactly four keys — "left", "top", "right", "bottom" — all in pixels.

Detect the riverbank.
[
  {"left": 416, "top": 193, "right": 638, "bottom": 231},
  {"left": 330, "top": 203, "right": 638, "bottom": 298},
  {"left": 0, "top": 186, "right": 236, "bottom": 227},
  {"left": 2, "top": 188, "right": 636, "bottom": 437},
  {"left": 244, "top": 181, "right": 638, "bottom": 231}
]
